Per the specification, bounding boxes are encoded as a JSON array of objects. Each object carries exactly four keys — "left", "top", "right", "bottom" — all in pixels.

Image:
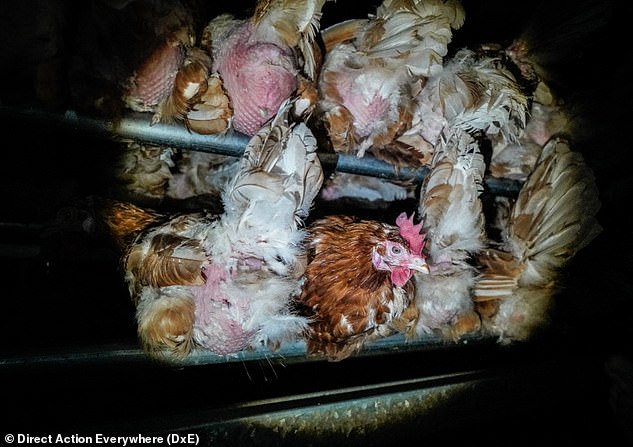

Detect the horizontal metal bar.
[
  {"left": 1, "top": 106, "right": 521, "bottom": 195},
  {"left": 0, "top": 332, "right": 491, "bottom": 369},
  {"left": 95, "top": 369, "right": 494, "bottom": 438}
]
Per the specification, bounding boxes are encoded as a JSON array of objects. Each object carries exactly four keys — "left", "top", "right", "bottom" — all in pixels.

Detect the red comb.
[{"left": 396, "top": 212, "right": 426, "bottom": 255}]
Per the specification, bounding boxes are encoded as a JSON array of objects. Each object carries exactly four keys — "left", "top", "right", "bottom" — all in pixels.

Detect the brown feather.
[
  {"left": 298, "top": 215, "right": 416, "bottom": 360},
  {"left": 125, "top": 232, "right": 207, "bottom": 290},
  {"left": 98, "top": 198, "right": 165, "bottom": 250},
  {"left": 321, "top": 19, "right": 368, "bottom": 52},
  {"left": 136, "top": 293, "right": 196, "bottom": 357},
  {"left": 156, "top": 47, "right": 212, "bottom": 124},
  {"left": 184, "top": 73, "right": 232, "bottom": 134}
]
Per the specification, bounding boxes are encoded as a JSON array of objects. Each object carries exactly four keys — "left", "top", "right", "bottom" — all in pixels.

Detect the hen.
[
  {"left": 117, "top": 2, "right": 233, "bottom": 134},
  {"left": 112, "top": 139, "right": 239, "bottom": 208},
  {"left": 111, "top": 140, "right": 176, "bottom": 205},
  {"left": 408, "top": 46, "right": 528, "bottom": 161},
  {"left": 67, "top": 0, "right": 231, "bottom": 133},
  {"left": 319, "top": 172, "right": 416, "bottom": 208},
  {"left": 102, "top": 99, "right": 324, "bottom": 361},
  {"left": 317, "top": 0, "right": 465, "bottom": 166},
  {"left": 478, "top": 0, "right": 611, "bottom": 181},
  {"left": 473, "top": 136, "right": 602, "bottom": 343},
  {"left": 297, "top": 212, "right": 429, "bottom": 361},
  {"left": 412, "top": 129, "right": 486, "bottom": 341},
  {"left": 202, "top": 0, "right": 332, "bottom": 136},
  {"left": 404, "top": 38, "right": 529, "bottom": 341}
]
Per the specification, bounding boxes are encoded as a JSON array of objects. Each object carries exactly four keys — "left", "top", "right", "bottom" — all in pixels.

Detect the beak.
[{"left": 407, "top": 255, "right": 429, "bottom": 274}]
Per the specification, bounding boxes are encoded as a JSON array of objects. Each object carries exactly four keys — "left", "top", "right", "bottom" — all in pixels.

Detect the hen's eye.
[{"left": 390, "top": 245, "right": 402, "bottom": 255}]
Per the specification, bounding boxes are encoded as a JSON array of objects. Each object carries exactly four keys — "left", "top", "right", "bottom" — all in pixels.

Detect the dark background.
[{"left": 0, "top": 0, "right": 631, "bottom": 444}]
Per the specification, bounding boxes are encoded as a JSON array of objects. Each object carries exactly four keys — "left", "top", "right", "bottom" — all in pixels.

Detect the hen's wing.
[
  {"left": 220, "top": 98, "right": 324, "bottom": 275},
  {"left": 473, "top": 136, "right": 602, "bottom": 342},
  {"left": 151, "top": 46, "right": 232, "bottom": 134},
  {"left": 94, "top": 197, "right": 211, "bottom": 358}
]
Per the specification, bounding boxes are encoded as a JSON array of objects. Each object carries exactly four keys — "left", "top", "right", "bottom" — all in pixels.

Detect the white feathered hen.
[
  {"left": 406, "top": 46, "right": 529, "bottom": 160},
  {"left": 317, "top": 0, "right": 465, "bottom": 167},
  {"left": 103, "top": 99, "right": 324, "bottom": 361},
  {"left": 473, "top": 136, "right": 602, "bottom": 343},
  {"left": 412, "top": 129, "right": 486, "bottom": 340},
  {"left": 405, "top": 41, "right": 529, "bottom": 341}
]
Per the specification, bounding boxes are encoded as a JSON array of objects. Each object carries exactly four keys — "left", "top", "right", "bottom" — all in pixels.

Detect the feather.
[
  {"left": 413, "top": 129, "right": 486, "bottom": 340},
  {"left": 103, "top": 98, "right": 323, "bottom": 361},
  {"left": 412, "top": 47, "right": 529, "bottom": 151},
  {"left": 317, "top": 0, "right": 464, "bottom": 164},
  {"left": 297, "top": 214, "right": 427, "bottom": 361},
  {"left": 474, "top": 136, "right": 602, "bottom": 342}
]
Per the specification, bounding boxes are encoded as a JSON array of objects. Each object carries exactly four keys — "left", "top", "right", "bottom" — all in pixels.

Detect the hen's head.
[{"left": 372, "top": 213, "right": 429, "bottom": 287}]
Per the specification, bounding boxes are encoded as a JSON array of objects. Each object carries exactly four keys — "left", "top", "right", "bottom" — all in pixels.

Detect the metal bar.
[
  {"left": 1, "top": 106, "right": 521, "bottom": 195},
  {"left": 93, "top": 369, "right": 495, "bottom": 438},
  {"left": 0, "top": 332, "right": 492, "bottom": 369}
]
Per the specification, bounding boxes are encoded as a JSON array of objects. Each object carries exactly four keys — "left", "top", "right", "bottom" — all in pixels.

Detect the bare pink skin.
[
  {"left": 191, "top": 264, "right": 256, "bottom": 355},
  {"left": 336, "top": 73, "right": 390, "bottom": 139},
  {"left": 214, "top": 22, "right": 298, "bottom": 135},
  {"left": 125, "top": 42, "right": 185, "bottom": 111}
]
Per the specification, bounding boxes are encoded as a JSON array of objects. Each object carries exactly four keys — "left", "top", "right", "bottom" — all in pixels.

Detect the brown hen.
[{"left": 297, "top": 213, "right": 429, "bottom": 361}]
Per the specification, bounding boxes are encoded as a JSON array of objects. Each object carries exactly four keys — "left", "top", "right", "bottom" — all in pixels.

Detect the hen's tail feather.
[
  {"left": 419, "top": 130, "right": 487, "bottom": 260},
  {"left": 224, "top": 98, "right": 323, "bottom": 233},
  {"left": 473, "top": 136, "right": 601, "bottom": 341},
  {"left": 94, "top": 197, "right": 167, "bottom": 251},
  {"left": 369, "top": 0, "right": 466, "bottom": 77},
  {"left": 506, "top": 135, "right": 602, "bottom": 285}
]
